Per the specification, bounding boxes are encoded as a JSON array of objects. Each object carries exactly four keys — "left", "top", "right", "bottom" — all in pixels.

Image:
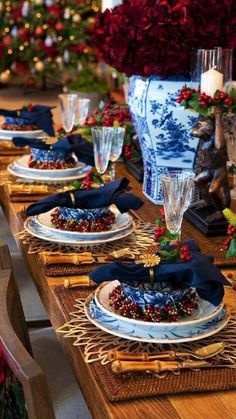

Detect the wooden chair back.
[{"left": 0, "top": 240, "right": 55, "bottom": 419}]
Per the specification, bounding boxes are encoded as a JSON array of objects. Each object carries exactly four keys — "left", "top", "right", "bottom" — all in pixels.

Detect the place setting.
[{"left": 56, "top": 170, "right": 235, "bottom": 390}]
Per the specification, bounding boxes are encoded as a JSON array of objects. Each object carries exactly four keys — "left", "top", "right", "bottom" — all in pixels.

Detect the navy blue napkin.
[
  {"left": 0, "top": 105, "right": 55, "bottom": 136},
  {"left": 12, "top": 134, "right": 95, "bottom": 166},
  {"left": 89, "top": 241, "right": 227, "bottom": 306},
  {"left": 26, "top": 177, "right": 144, "bottom": 216}
]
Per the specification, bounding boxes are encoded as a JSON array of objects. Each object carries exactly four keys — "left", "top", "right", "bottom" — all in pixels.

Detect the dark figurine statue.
[{"left": 192, "top": 108, "right": 230, "bottom": 222}]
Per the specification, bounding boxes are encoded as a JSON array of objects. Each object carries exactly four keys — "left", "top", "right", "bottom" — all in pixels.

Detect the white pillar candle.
[
  {"left": 102, "top": 0, "right": 122, "bottom": 12},
  {"left": 200, "top": 68, "right": 223, "bottom": 97}
]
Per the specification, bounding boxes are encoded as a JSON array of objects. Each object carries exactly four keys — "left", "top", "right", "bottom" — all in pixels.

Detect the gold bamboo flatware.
[
  {"left": 7, "top": 183, "right": 52, "bottom": 196},
  {"left": 108, "top": 342, "right": 225, "bottom": 362},
  {"left": 41, "top": 248, "right": 133, "bottom": 266},
  {"left": 64, "top": 277, "right": 93, "bottom": 288},
  {"left": 111, "top": 359, "right": 212, "bottom": 374}
]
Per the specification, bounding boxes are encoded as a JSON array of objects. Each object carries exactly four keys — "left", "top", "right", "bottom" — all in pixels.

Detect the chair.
[
  {"left": 0, "top": 240, "right": 92, "bottom": 419},
  {"left": 0, "top": 241, "right": 55, "bottom": 418}
]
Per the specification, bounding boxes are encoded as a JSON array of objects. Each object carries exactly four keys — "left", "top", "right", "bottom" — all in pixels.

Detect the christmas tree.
[{"left": 0, "top": 0, "right": 100, "bottom": 87}]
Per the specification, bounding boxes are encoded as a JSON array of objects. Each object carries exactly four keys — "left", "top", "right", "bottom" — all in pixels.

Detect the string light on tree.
[{"left": 0, "top": 0, "right": 99, "bottom": 86}]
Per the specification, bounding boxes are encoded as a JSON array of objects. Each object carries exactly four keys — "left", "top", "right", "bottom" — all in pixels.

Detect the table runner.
[{"left": 55, "top": 285, "right": 236, "bottom": 402}]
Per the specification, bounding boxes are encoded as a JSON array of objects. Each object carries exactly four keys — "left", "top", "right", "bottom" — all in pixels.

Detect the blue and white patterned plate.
[
  {"left": 0, "top": 128, "right": 44, "bottom": 139},
  {"left": 85, "top": 292, "right": 230, "bottom": 343},
  {"left": 13, "top": 154, "right": 85, "bottom": 177},
  {"left": 95, "top": 280, "right": 224, "bottom": 330},
  {"left": 24, "top": 216, "right": 135, "bottom": 245},
  {"left": 36, "top": 207, "right": 133, "bottom": 239},
  {"left": 7, "top": 162, "right": 91, "bottom": 183}
]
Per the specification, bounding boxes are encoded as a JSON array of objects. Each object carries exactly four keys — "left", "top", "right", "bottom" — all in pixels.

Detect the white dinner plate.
[
  {"left": 7, "top": 162, "right": 91, "bottom": 183},
  {"left": 95, "top": 280, "right": 224, "bottom": 330},
  {"left": 85, "top": 292, "right": 230, "bottom": 344},
  {"left": 0, "top": 128, "right": 44, "bottom": 139},
  {"left": 14, "top": 154, "right": 84, "bottom": 177},
  {"left": 36, "top": 207, "right": 133, "bottom": 239},
  {"left": 24, "top": 217, "right": 135, "bottom": 245}
]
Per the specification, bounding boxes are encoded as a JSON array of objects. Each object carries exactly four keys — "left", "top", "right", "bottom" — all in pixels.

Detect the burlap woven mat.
[{"left": 54, "top": 285, "right": 236, "bottom": 402}]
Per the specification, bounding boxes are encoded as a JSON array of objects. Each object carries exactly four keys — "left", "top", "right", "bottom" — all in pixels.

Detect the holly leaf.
[{"left": 226, "top": 238, "right": 236, "bottom": 258}]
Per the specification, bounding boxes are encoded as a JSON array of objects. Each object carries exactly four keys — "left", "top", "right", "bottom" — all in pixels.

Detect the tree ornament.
[
  {"left": 22, "top": 1, "right": 30, "bottom": 17},
  {"left": 72, "top": 13, "right": 81, "bottom": 23},
  {"left": 64, "top": 8, "right": 70, "bottom": 19},
  {"left": 63, "top": 50, "right": 70, "bottom": 64},
  {"left": 34, "top": 0, "right": 44, "bottom": 5},
  {"left": 44, "top": 35, "right": 53, "bottom": 47},
  {"left": 11, "top": 26, "right": 18, "bottom": 37},
  {"left": 55, "top": 21, "right": 64, "bottom": 31},
  {"left": 0, "top": 71, "right": 10, "bottom": 84},
  {"left": 45, "top": 0, "right": 53, "bottom": 6},
  {"left": 35, "top": 26, "right": 44, "bottom": 36},
  {"left": 0, "top": 2, "right": 3, "bottom": 13},
  {"left": 35, "top": 60, "right": 45, "bottom": 72}
]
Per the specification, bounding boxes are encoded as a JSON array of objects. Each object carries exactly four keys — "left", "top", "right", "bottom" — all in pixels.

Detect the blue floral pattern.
[
  {"left": 128, "top": 76, "right": 199, "bottom": 203},
  {"left": 86, "top": 296, "right": 229, "bottom": 343}
]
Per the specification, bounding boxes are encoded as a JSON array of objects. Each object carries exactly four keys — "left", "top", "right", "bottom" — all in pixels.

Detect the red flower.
[{"left": 93, "top": 0, "right": 234, "bottom": 77}]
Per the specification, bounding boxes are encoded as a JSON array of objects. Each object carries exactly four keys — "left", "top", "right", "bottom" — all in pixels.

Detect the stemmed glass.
[
  {"left": 109, "top": 127, "right": 126, "bottom": 180},
  {"left": 160, "top": 171, "right": 195, "bottom": 241},
  {"left": 91, "top": 127, "right": 114, "bottom": 174},
  {"left": 58, "top": 94, "right": 78, "bottom": 133},
  {"left": 74, "top": 98, "right": 90, "bottom": 126}
]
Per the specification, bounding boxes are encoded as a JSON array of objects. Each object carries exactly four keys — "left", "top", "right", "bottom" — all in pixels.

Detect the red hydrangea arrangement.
[{"left": 93, "top": 0, "right": 235, "bottom": 77}]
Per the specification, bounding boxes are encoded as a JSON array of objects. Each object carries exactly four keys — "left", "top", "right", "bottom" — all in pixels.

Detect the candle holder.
[{"left": 178, "top": 48, "right": 233, "bottom": 236}]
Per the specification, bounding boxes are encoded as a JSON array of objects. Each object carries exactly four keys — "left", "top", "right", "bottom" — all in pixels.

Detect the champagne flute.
[
  {"left": 109, "top": 127, "right": 126, "bottom": 180},
  {"left": 160, "top": 171, "right": 195, "bottom": 242},
  {"left": 91, "top": 127, "right": 113, "bottom": 175},
  {"left": 74, "top": 98, "right": 90, "bottom": 126},
  {"left": 58, "top": 94, "right": 78, "bottom": 133}
]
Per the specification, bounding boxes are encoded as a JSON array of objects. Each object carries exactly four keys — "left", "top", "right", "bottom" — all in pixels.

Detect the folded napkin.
[
  {"left": 12, "top": 134, "right": 94, "bottom": 166},
  {"left": 0, "top": 105, "right": 55, "bottom": 136},
  {"left": 26, "top": 177, "right": 144, "bottom": 216},
  {"left": 89, "top": 241, "right": 228, "bottom": 306}
]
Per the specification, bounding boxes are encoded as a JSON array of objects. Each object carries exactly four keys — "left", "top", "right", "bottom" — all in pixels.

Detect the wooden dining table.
[{"left": 1, "top": 158, "right": 236, "bottom": 419}]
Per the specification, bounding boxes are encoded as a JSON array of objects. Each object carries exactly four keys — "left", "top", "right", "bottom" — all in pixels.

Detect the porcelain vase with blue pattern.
[{"left": 128, "top": 76, "right": 199, "bottom": 204}]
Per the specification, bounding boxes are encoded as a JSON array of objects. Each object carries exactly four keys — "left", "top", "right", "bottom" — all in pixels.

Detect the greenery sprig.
[{"left": 177, "top": 86, "right": 236, "bottom": 116}]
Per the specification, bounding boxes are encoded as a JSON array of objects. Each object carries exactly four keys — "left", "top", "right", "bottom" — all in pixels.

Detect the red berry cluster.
[
  {"left": 224, "top": 224, "right": 236, "bottom": 251},
  {"left": 81, "top": 169, "right": 92, "bottom": 190},
  {"left": 197, "top": 92, "right": 213, "bottom": 108},
  {"left": 28, "top": 156, "right": 76, "bottom": 170},
  {"left": 51, "top": 209, "right": 115, "bottom": 232},
  {"left": 179, "top": 245, "right": 192, "bottom": 261},
  {"left": 123, "top": 143, "right": 133, "bottom": 160},
  {"left": 176, "top": 86, "right": 196, "bottom": 104},
  {"left": 85, "top": 102, "right": 131, "bottom": 127},
  {"left": 109, "top": 285, "right": 198, "bottom": 323},
  {"left": 214, "top": 91, "right": 233, "bottom": 107}
]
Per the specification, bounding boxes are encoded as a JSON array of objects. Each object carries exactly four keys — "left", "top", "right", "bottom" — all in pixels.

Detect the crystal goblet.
[
  {"left": 74, "top": 98, "right": 90, "bottom": 126},
  {"left": 91, "top": 127, "right": 114, "bottom": 174},
  {"left": 109, "top": 127, "right": 126, "bottom": 180},
  {"left": 160, "top": 171, "right": 195, "bottom": 241},
  {"left": 58, "top": 93, "right": 77, "bottom": 133}
]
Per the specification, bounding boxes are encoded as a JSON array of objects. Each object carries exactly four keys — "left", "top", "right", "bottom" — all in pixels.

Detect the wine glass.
[
  {"left": 160, "top": 171, "right": 195, "bottom": 241},
  {"left": 109, "top": 127, "right": 125, "bottom": 180},
  {"left": 91, "top": 127, "right": 114, "bottom": 174},
  {"left": 74, "top": 98, "right": 90, "bottom": 126},
  {"left": 58, "top": 93, "right": 78, "bottom": 133}
]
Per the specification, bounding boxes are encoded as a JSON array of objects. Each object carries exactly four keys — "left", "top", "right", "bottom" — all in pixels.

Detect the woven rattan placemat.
[{"left": 55, "top": 285, "right": 236, "bottom": 402}]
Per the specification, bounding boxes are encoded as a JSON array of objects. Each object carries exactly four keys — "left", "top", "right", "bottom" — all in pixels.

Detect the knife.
[{"left": 111, "top": 359, "right": 213, "bottom": 374}]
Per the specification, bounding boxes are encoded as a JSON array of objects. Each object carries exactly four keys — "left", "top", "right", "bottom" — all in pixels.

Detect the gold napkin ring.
[
  {"left": 70, "top": 192, "right": 76, "bottom": 207},
  {"left": 148, "top": 267, "right": 155, "bottom": 284}
]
